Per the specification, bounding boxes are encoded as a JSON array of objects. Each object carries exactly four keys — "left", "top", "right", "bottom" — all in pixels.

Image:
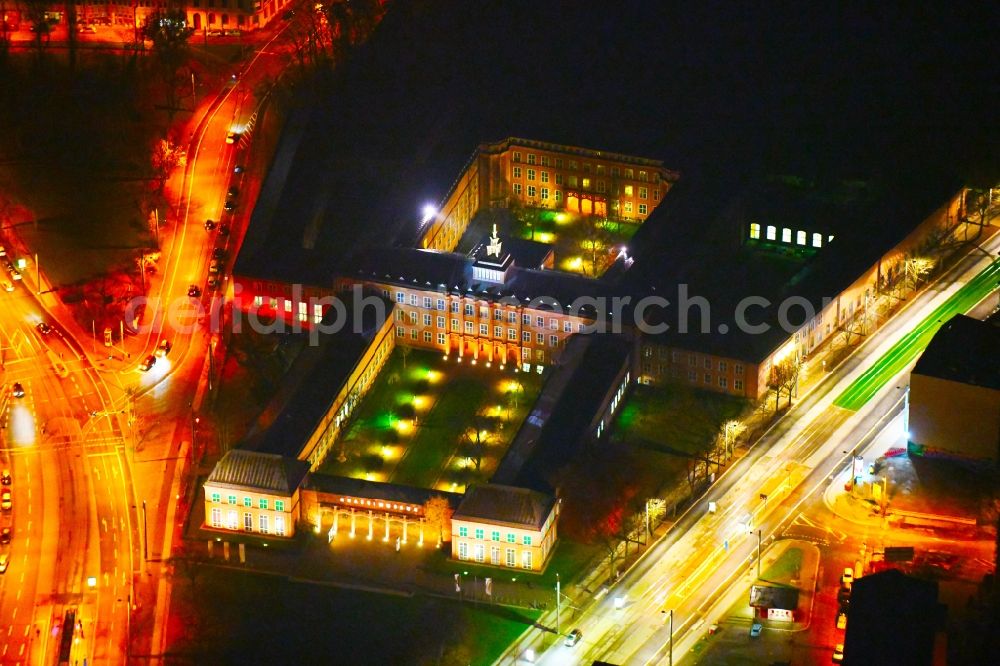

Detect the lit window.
[
  {"left": 528, "top": 185, "right": 537, "bottom": 198},
  {"left": 506, "top": 533, "right": 515, "bottom": 543},
  {"left": 438, "top": 333, "right": 446, "bottom": 345},
  {"left": 450, "top": 319, "right": 459, "bottom": 331},
  {"left": 458, "top": 542, "right": 468, "bottom": 560},
  {"left": 582, "top": 178, "right": 591, "bottom": 190},
  {"left": 494, "top": 326, "right": 502, "bottom": 338},
  {"left": 211, "top": 508, "right": 222, "bottom": 527},
  {"left": 474, "top": 528, "right": 484, "bottom": 540},
  {"left": 259, "top": 515, "right": 269, "bottom": 534},
  {"left": 766, "top": 225, "right": 776, "bottom": 240},
  {"left": 284, "top": 299, "right": 292, "bottom": 313},
  {"left": 243, "top": 497, "right": 252, "bottom": 507},
  {"left": 459, "top": 526, "right": 468, "bottom": 538},
  {"left": 227, "top": 495, "right": 236, "bottom": 505},
  {"left": 465, "top": 321, "right": 473, "bottom": 333},
  {"left": 796, "top": 230, "right": 807, "bottom": 245},
  {"left": 522, "top": 535, "right": 532, "bottom": 546},
  {"left": 491, "top": 530, "right": 500, "bottom": 541},
  {"left": 624, "top": 185, "right": 633, "bottom": 196},
  {"left": 624, "top": 201, "right": 633, "bottom": 213},
  {"left": 639, "top": 170, "right": 648, "bottom": 181},
  {"left": 258, "top": 498, "right": 268, "bottom": 510},
  {"left": 275, "top": 500, "right": 285, "bottom": 512},
  {"left": 227, "top": 510, "right": 238, "bottom": 530},
  {"left": 275, "top": 516, "right": 285, "bottom": 536},
  {"left": 750, "top": 223, "right": 761, "bottom": 239},
  {"left": 244, "top": 513, "right": 253, "bottom": 532},
  {"left": 541, "top": 187, "right": 549, "bottom": 200},
  {"left": 782, "top": 228, "right": 792, "bottom": 243},
  {"left": 506, "top": 548, "right": 516, "bottom": 567},
  {"left": 812, "top": 233, "right": 823, "bottom": 247},
  {"left": 210, "top": 492, "right": 221, "bottom": 503},
  {"left": 522, "top": 551, "right": 532, "bottom": 569}
]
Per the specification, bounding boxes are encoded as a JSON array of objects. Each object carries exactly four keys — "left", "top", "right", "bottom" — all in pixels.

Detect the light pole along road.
[{"left": 519, "top": 233, "right": 1000, "bottom": 666}]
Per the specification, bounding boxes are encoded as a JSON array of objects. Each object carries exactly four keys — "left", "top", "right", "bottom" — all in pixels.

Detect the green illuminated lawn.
[
  {"left": 835, "top": 259, "right": 1000, "bottom": 410},
  {"left": 318, "top": 348, "right": 542, "bottom": 491}
]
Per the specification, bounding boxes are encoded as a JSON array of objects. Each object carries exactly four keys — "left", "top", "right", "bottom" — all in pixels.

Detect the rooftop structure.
[
  {"left": 453, "top": 484, "right": 556, "bottom": 531},
  {"left": 206, "top": 450, "right": 311, "bottom": 495}
]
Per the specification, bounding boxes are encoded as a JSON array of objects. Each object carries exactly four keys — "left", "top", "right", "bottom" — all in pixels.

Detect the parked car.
[
  {"left": 207, "top": 276, "right": 220, "bottom": 290},
  {"left": 225, "top": 131, "right": 241, "bottom": 144},
  {"left": 204, "top": 219, "right": 216, "bottom": 231},
  {"left": 0, "top": 245, "right": 6, "bottom": 256},
  {"left": 841, "top": 567, "right": 854, "bottom": 586},
  {"left": 217, "top": 223, "right": 230, "bottom": 236},
  {"left": 233, "top": 164, "right": 244, "bottom": 174},
  {"left": 139, "top": 354, "right": 156, "bottom": 372},
  {"left": 837, "top": 587, "right": 851, "bottom": 608},
  {"left": 8, "top": 268, "right": 21, "bottom": 281},
  {"left": 155, "top": 339, "right": 172, "bottom": 357},
  {"left": 0, "top": 527, "right": 10, "bottom": 544},
  {"left": 187, "top": 285, "right": 202, "bottom": 298},
  {"left": 223, "top": 200, "right": 236, "bottom": 212},
  {"left": 227, "top": 186, "right": 239, "bottom": 198},
  {"left": 1, "top": 469, "right": 10, "bottom": 485},
  {"left": 836, "top": 611, "right": 847, "bottom": 629},
  {"left": 11, "top": 382, "right": 24, "bottom": 398},
  {"left": 81, "top": 24, "right": 97, "bottom": 33},
  {"left": 1, "top": 490, "right": 11, "bottom": 512},
  {"left": 1, "top": 280, "right": 12, "bottom": 292},
  {"left": 36, "top": 322, "right": 53, "bottom": 336},
  {"left": 0, "top": 553, "right": 8, "bottom": 573},
  {"left": 832, "top": 643, "right": 844, "bottom": 663},
  {"left": 564, "top": 629, "right": 583, "bottom": 647},
  {"left": 211, "top": 247, "right": 226, "bottom": 260},
  {"left": 749, "top": 623, "right": 763, "bottom": 638}
]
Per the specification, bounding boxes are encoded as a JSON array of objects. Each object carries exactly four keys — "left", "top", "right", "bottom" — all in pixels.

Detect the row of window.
[
  {"left": 209, "top": 492, "right": 285, "bottom": 512},
  {"left": 457, "top": 542, "right": 533, "bottom": 568},
  {"left": 395, "top": 326, "right": 563, "bottom": 349},
  {"left": 511, "top": 168, "right": 659, "bottom": 199},
  {"left": 210, "top": 508, "right": 287, "bottom": 536},
  {"left": 391, "top": 298, "right": 579, "bottom": 332},
  {"left": 511, "top": 151, "right": 658, "bottom": 183},
  {"left": 457, "top": 526, "right": 532, "bottom": 545},
  {"left": 749, "top": 223, "right": 826, "bottom": 248},
  {"left": 642, "top": 347, "right": 744, "bottom": 375},
  {"left": 251, "top": 295, "right": 324, "bottom": 324},
  {"left": 642, "top": 364, "right": 746, "bottom": 392}
]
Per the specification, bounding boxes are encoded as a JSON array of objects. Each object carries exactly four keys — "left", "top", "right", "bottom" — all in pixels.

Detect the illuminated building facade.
[
  {"left": 421, "top": 137, "right": 679, "bottom": 252},
  {"left": 204, "top": 450, "right": 309, "bottom": 538},
  {"left": 451, "top": 484, "right": 559, "bottom": 572}
]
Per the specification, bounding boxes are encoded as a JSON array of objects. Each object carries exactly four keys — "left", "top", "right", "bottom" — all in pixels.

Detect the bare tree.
[
  {"left": 423, "top": 495, "right": 453, "bottom": 545},
  {"left": 767, "top": 357, "right": 801, "bottom": 413}
]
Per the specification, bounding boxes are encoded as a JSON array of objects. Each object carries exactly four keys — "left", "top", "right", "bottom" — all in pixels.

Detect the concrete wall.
[{"left": 909, "top": 373, "right": 1000, "bottom": 463}]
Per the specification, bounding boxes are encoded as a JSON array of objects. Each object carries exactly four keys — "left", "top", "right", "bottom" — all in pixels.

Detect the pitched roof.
[
  {"left": 206, "top": 450, "right": 310, "bottom": 496},
  {"left": 453, "top": 484, "right": 557, "bottom": 530},
  {"left": 912, "top": 314, "right": 1000, "bottom": 390}
]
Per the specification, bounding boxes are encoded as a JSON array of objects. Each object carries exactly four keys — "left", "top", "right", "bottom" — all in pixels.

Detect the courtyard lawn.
[
  {"left": 510, "top": 207, "right": 645, "bottom": 277},
  {"left": 318, "top": 348, "right": 542, "bottom": 492},
  {"left": 615, "top": 382, "right": 750, "bottom": 456},
  {"left": 169, "top": 565, "right": 541, "bottom": 666}
]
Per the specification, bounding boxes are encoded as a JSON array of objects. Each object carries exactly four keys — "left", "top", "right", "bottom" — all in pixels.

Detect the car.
[
  {"left": 217, "top": 223, "right": 230, "bottom": 236},
  {"left": 1, "top": 280, "right": 12, "bottom": 292},
  {"left": 36, "top": 322, "right": 53, "bottom": 336},
  {"left": 0, "top": 245, "right": 6, "bottom": 256},
  {"left": 564, "top": 629, "right": 583, "bottom": 647},
  {"left": 1, "top": 469, "right": 10, "bottom": 485},
  {"left": 211, "top": 247, "right": 226, "bottom": 260},
  {"left": 836, "top": 611, "right": 847, "bottom": 629},
  {"left": 841, "top": 567, "right": 854, "bottom": 585},
  {"left": 832, "top": 643, "right": 844, "bottom": 663},
  {"left": 837, "top": 587, "right": 851, "bottom": 607},
  {"left": 233, "top": 165, "right": 244, "bottom": 174},
  {"left": 155, "top": 339, "right": 172, "bottom": 357},
  {"left": 11, "top": 382, "right": 24, "bottom": 398},
  {"left": 223, "top": 200, "right": 236, "bottom": 212},
  {"left": 225, "top": 131, "right": 241, "bottom": 144},
  {"left": 749, "top": 623, "right": 763, "bottom": 638},
  {"left": 282, "top": 9, "right": 295, "bottom": 20},
  {"left": 139, "top": 354, "right": 156, "bottom": 372},
  {"left": 8, "top": 268, "right": 21, "bottom": 281},
  {"left": 226, "top": 186, "right": 238, "bottom": 198},
  {"left": 1, "top": 490, "right": 11, "bottom": 512},
  {"left": 81, "top": 24, "right": 97, "bottom": 33},
  {"left": 225, "top": 29, "right": 241, "bottom": 36},
  {"left": 0, "top": 554, "right": 8, "bottom": 573},
  {"left": 0, "top": 527, "right": 10, "bottom": 544},
  {"left": 187, "top": 285, "right": 202, "bottom": 298},
  {"left": 204, "top": 219, "right": 216, "bottom": 231},
  {"left": 207, "top": 276, "right": 220, "bottom": 290},
  {"left": 208, "top": 29, "right": 224, "bottom": 37},
  {"left": 708, "top": 623, "right": 720, "bottom": 635}
]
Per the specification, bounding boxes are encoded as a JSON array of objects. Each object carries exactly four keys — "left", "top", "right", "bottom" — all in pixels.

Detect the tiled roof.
[
  {"left": 453, "top": 484, "right": 556, "bottom": 530},
  {"left": 206, "top": 450, "right": 310, "bottom": 496}
]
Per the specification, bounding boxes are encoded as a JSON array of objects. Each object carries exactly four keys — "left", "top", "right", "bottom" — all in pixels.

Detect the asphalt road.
[{"left": 520, "top": 232, "right": 1000, "bottom": 666}]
